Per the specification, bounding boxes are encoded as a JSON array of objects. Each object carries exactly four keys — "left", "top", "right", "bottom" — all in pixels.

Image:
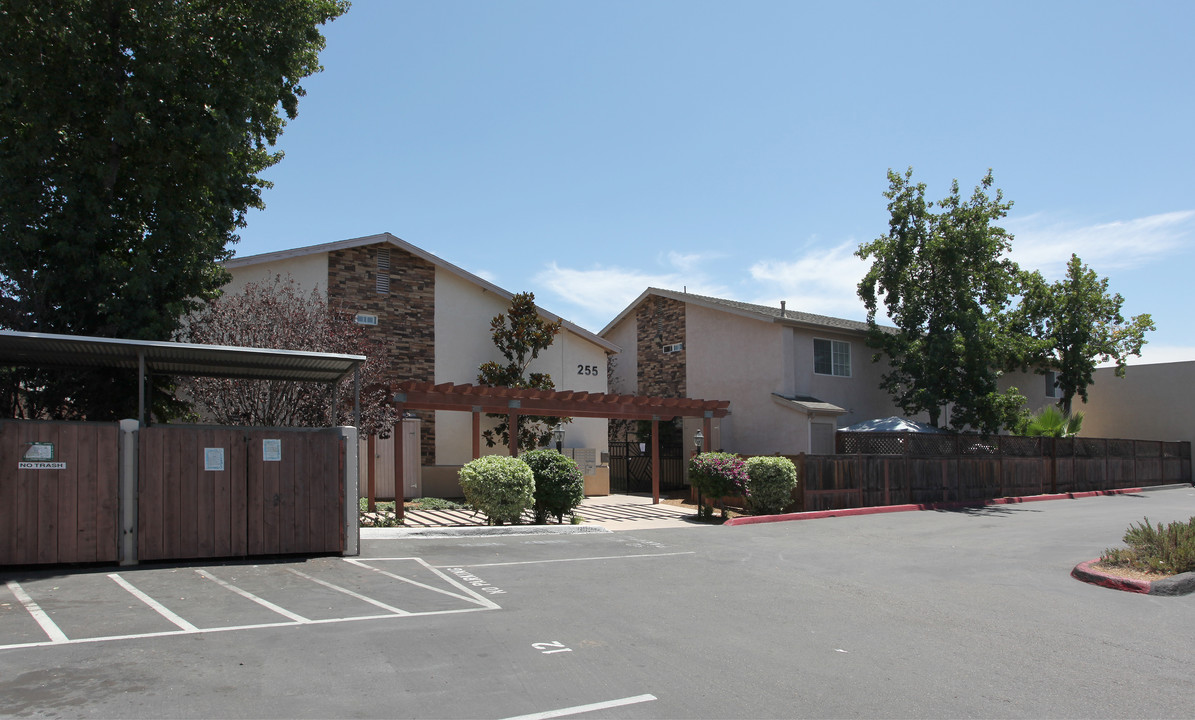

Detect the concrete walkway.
[{"left": 394, "top": 493, "right": 699, "bottom": 532}]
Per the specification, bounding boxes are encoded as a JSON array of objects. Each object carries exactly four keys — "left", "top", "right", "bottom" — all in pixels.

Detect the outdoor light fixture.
[
  {"left": 693, "top": 428, "right": 704, "bottom": 451},
  {"left": 553, "top": 421, "right": 565, "bottom": 453}
]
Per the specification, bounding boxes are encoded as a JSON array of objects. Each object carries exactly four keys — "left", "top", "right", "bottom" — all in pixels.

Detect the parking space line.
[
  {"left": 194, "top": 569, "right": 311, "bottom": 623},
  {"left": 344, "top": 558, "right": 501, "bottom": 610},
  {"left": 438, "top": 551, "right": 696, "bottom": 569},
  {"left": 285, "top": 567, "right": 411, "bottom": 616},
  {"left": 5, "top": 580, "right": 68, "bottom": 643},
  {"left": 499, "top": 693, "right": 658, "bottom": 720},
  {"left": 108, "top": 573, "right": 199, "bottom": 632}
]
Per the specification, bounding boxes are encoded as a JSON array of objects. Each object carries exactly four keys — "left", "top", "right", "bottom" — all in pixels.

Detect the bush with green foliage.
[
  {"left": 688, "top": 452, "right": 748, "bottom": 502},
  {"left": 745, "top": 456, "right": 798, "bottom": 515},
  {"left": 521, "top": 449, "right": 585, "bottom": 524},
  {"left": 1100, "top": 516, "right": 1195, "bottom": 575},
  {"left": 458, "top": 456, "right": 535, "bottom": 525}
]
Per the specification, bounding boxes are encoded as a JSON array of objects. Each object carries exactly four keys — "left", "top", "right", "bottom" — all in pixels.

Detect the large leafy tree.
[
  {"left": 0, "top": 0, "right": 347, "bottom": 419},
  {"left": 477, "top": 292, "right": 567, "bottom": 452},
  {"left": 1015, "top": 255, "right": 1155, "bottom": 414},
  {"left": 857, "top": 168, "right": 1026, "bottom": 433},
  {"left": 176, "top": 275, "right": 396, "bottom": 436}
]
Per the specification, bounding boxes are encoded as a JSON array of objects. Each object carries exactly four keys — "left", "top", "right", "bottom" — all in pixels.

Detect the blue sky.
[{"left": 237, "top": 1, "right": 1194, "bottom": 363}]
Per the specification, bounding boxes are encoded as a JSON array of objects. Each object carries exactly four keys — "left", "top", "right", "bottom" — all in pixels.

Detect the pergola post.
[
  {"left": 508, "top": 412, "right": 519, "bottom": 457},
  {"left": 651, "top": 416, "right": 661, "bottom": 504},
  {"left": 703, "top": 413, "right": 712, "bottom": 452},
  {"left": 472, "top": 407, "right": 481, "bottom": 459}
]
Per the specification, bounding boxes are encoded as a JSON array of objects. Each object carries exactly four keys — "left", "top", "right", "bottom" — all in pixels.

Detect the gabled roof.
[
  {"left": 601, "top": 287, "right": 887, "bottom": 337},
  {"left": 226, "top": 232, "right": 620, "bottom": 353}
]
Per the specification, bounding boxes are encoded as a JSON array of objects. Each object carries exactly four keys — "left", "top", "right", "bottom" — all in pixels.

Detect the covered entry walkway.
[{"left": 386, "top": 381, "right": 730, "bottom": 513}]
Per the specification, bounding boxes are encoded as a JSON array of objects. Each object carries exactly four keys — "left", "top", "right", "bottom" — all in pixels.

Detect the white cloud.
[
  {"left": 532, "top": 259, "right": 728, "bottom": 331},
  {"left": 747, "top": 241, "right": 872, "bottom": 320},
  {"left": 1006, "top": 210, "right": 1195, "bottom": 279}
]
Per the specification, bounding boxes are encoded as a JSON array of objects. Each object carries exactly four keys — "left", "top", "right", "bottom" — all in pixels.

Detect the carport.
[
  {"left": 389, "top": 380, "right": 731, "bottom": 514},
  {"left": 0, "top": 330, "right": 364, "bottom": 566}
]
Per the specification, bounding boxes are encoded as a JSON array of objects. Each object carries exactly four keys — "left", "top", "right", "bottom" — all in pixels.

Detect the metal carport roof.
[{"left": 0, "top": 330, "right": 365, "bottom": 425}]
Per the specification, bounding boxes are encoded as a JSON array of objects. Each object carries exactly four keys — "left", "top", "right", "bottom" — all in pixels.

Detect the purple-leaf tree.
[{"left": 176, "top": 275, "right": 397, "bottom": 437}]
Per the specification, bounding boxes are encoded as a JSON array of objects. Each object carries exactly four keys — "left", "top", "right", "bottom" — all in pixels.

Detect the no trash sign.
[{"left": 19, "top": 442, "right": 66, "bottom": 470}]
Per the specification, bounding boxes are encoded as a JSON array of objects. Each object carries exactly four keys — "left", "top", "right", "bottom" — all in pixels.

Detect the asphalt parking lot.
[{"left": 2, "top": 486, "right": 1194, "bottom": 719}]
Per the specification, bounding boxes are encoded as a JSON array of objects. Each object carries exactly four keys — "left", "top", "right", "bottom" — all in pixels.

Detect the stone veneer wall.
[
  {"left": 636, "top": 295, "right": 686, "bottom": 398},
  {"left": 327, "top": 243, "right": 436, "bottom": 465}
]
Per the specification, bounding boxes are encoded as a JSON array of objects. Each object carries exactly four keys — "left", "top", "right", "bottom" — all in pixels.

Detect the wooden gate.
[
  {"left": 0, "top": 420, "right": 120, "bottom": 565},
  {"left": 139, "top": 426, "right": 344, "bottom": 562}
]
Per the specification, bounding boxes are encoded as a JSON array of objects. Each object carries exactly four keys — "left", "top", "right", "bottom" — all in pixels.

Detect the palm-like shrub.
[
  {"left": 458, "top": 455, "right": 534, "bottom": 525},
  {"left": 521, "top": 449, "right": 585, "bottom": 524},
  {"left": 745, "top": 456, "right": 798, "bottom": 515},
  {"left": 1018, "top": 405, "right": 1083, "bottom": 437}
]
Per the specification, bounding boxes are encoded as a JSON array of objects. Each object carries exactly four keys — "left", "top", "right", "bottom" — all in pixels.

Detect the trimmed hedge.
[
  {"left": 458, "top": 455, "right": 535, "bottom": 525},
  {"left": 745, "top": 456, "right": 798, "bottom": 515},
  {"left": 522, "top": 449, "right": 585, "bottom": 524}
]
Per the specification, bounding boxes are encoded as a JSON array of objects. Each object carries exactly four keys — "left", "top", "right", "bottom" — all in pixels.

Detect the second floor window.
[{"left": 814, "top": 338, "right": 851, "bottom": 377}]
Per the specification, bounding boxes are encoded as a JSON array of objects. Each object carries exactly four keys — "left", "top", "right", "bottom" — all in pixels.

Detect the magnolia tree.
[{"left": 176, "top": 275, "right": 397, "bottom": 436}]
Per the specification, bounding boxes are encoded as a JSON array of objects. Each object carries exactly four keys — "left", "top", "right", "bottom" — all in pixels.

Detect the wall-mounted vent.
[
  {"left": 662, "top": 342, "right": 684, "bottom": 354},
  {"left": 355, "top": 313, "right": 379, "bottom": 326},
  {"left": 376, "top": 248, "right": 391, "bottom": 294}
]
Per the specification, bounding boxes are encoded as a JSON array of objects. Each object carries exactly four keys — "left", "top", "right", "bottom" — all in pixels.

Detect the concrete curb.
[
  {"left": 1071, "top": 559, "right": 1195, "bottom": 596},
  {"left": 724, "top": 484, "right": 1193, "bottom": 527},
  {"left": 362, "top": 524, "right": 612, "bottom": 539}
]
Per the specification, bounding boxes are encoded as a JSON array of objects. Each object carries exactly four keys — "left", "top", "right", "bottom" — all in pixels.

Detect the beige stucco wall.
[
  {"left": 1080, "top": 361, "right": 1195, "bottom": 445},
  {"left": 224, "top": 254, "right": 329, "bottom": 298},
  {"left": 604, "top": 316, "right": 637, "bottom": 395},
  {"left": 432, "top": 268, "right": 610, "bottom": 466},
  {"left": 685, "top": 304, "right": 795, "bottom": 454}
]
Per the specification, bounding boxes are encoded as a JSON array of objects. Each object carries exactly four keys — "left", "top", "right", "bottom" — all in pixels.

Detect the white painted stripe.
[
  {"left": 0, "top": 605, "right": 494, "bottom": 652},
  {"left": 194, "top": 569, "right": 310, "bottom": 623},
  {"left": 439, "top": 551, "right": 696, "bottom": 569},
  {"left": 108, "top": 574, "right": 199, "bottom": 632},
  {"left": 285, "top": 567, "right": 410, "bottom": 615},
  {"left": 6, "top": 580, "right": 69, "bottom": 643},
  {"left": 499, "top": 694, "right": 658, "bottom": 720},
  {"left": 342, "top": 558, "right": 499, "bottom": 609}
]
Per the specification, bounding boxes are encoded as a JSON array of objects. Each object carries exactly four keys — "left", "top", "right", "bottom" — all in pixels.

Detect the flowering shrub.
[
  {"left": 521, "top": 449, "right": 584, "bottom": 524},
  {"left": 745, "top": 456, "right": 798, "bottom": 515},
  {"left": 458, "top": 456, "right": 534, "bottom": 525},
  {"left": 688, "top": 452, "right": 749, "bottom": 501}
]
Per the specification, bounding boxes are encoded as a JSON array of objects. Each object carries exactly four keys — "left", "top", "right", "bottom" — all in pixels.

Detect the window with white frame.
[
  {"left": 1045, "top": 370, "right": 1059, "bottom": 398},
  {"left": 814, "top": 338, "right": 851, "bottom": 377}
]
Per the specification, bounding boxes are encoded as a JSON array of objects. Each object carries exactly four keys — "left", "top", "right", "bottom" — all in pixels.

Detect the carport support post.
[
  {"left": 651, "top": 416, "right": 660, "bottom": 504},
  {"left": 394, "top": 404, "right": 404, "bottom": 521},
  {"left": 119, "top": 418, "right": 140, "bottom": 565},
  {"left": 339, "top": 426, "right": 360, "bottom": 556},
  {"left": 367, "top": 433, "right": 376, "bottom": 513}
]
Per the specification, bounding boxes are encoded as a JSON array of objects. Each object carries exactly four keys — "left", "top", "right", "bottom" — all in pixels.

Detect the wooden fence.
[{"left": 794, "top": 433, "right": 1192, "bottom": 512}]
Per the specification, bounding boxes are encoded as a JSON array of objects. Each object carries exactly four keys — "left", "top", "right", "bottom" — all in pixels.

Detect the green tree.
[
  {"left": 1015, "top": 255, "right": 1155, "bottom": 414},
  {"left": 0, "top": 0, "right": 347, "bottom": 419},
  {"left": 857, "top": 168, "right": 1026, "bottom": 433},
  {"left": 477, "top": 292, "right": 567, "bottom": 452}
]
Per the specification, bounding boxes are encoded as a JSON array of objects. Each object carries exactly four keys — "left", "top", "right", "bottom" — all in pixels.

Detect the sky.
[{"left": 236, "top": 1, "right": 1195, "bottom": 364}]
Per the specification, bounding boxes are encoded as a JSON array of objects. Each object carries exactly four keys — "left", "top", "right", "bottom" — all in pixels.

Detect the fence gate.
[
  {"left": 609, "top": 441, "right": 686, "bottom": 493},
  {"left": 0, "top": 420, "right": 120, "bottom": 565},
  {"left": 139, "top": 426, "right": 344, "bottom": 562}
]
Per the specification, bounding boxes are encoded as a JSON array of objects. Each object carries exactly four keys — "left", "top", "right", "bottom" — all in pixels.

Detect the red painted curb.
[
  {"left": 1071, "top": 559, "right": 1152, "bottom": 594},
  {"left": 723, "top": 488, "right": 1148, "bottom": 526}
]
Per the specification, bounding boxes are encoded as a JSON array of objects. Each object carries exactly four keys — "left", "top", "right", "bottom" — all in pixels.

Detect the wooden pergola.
[{"left": 386, "top": 381, "right": 730, "bottom": 511}]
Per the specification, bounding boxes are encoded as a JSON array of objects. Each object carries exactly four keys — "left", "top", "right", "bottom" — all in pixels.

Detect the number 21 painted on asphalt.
[{"left": 533, "top": 641, "right": 572, "bottom": 654}]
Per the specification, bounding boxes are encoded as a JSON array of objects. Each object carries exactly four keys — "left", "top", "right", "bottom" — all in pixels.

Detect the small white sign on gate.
[
  {"left": 204, "top": 447, "right": 225, "bottom": 472},
  {"left": 263, "top": 438, "right": 282, "bottom": 462}
]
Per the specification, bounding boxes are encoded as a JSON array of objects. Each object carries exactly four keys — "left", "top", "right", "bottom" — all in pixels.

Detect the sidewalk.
[{"left": 370, "top": 493, "right": 699, "bottom": 535}]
